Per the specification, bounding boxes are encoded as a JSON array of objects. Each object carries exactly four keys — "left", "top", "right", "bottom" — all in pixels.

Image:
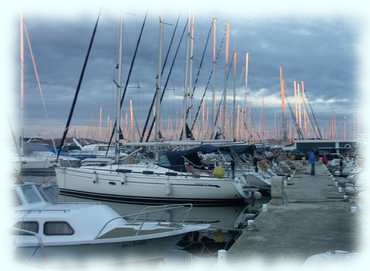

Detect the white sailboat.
[
  {"left": 55, "top": 163, "right": 252, "bottom": 205},
  {"left": 55, "top": 15, "right": 254, "bottom": 206}
]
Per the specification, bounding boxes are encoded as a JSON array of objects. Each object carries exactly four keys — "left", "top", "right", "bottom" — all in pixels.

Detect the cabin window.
[
  {"left": 21, "top": 185, "right": 41, "bottom": 204},
  {"left": 44, "top": 221, "right": 74, "bottom": 236},
  {"left": 13, "top": 221, "right": 39, "bottom": 235}
]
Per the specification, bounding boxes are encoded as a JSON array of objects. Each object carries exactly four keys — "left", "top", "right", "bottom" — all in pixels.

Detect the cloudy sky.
[{"left": 21, "top": 12, "right": 359, "bottom": 137}]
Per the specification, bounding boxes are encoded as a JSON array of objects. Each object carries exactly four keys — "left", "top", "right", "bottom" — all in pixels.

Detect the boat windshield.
[
  {"left": 13, "top": 190, "right": 22, "bottom": 207},
  {"left": 21, "top": 185, "right": 43, "bottom": 204},
  {"left": 36, "top": 185, "right": 57, "bottom": 203}
]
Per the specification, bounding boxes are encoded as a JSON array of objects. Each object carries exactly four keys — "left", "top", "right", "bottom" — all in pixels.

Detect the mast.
[
  {"left": 279, "top": 65, "right": 288, "bottom": 141},
  {"left": 244, "top": 52, "right": 249, "bottom": 140},
  {"left": 297, "top": 82, "right": 302, "bottom": 133},
  {"left": 189, "top": 15, "right": 194, "bottom": 123},
  {"left": 232, "top": 49, "right": 237, "bottom": 141},
  {"left": 300, "top": 81, "right": 308, "bottom": 138},
  {"left": 99, "top": 106, "right": 102, "bottom": 140},
  {"left": 115, "top": 14, "right": 124, "bottom": 164},
  {"left": 183, "top": 13, "right": 194, "bottom": 139},
  {"left": 211, "top": 18, "right": 217, "bottom": 135},
  {"left": 20, "top": 13, "right": 24, "bottom": 156},
  {"left": 293, "top": 80, "right": 298, "bottom": 138},
  {"left": 154, "top": 15, "right": 164, "bottom": 142},
  {"left": 154, "top": 15, "right": 164, "bottom": 160},
  {"left": 129, "top": 99, "right": 135, "bottom": 141},
  {"left": 222, "top": 23, "right": 230, "bottom": 138}
]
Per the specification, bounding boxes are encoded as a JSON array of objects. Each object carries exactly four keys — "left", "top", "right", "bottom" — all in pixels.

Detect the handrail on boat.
[
  {"left": 94, "top": 203, "right": 193, "bottom": 239},
  {"left": 16, "top": 209, "right": 71, "bottom": 213},
  {"left": 67, "top": 166, "right": 225, "bottom": 179},
  {"left": 129, "top": 203, "right": 193, "bottom": 225}
]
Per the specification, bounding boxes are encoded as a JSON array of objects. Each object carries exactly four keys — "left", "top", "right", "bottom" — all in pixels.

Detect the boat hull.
[
  {"left": 55, "top": 167, "right": 248, "bottom": 206},
  {"left": 15, "top": 234, "right": 184, "bottom": 264}
]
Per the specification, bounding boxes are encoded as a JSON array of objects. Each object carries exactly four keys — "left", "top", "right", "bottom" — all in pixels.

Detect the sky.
[{"left": 20, "top": 12, "right": 359, "bottom": 138}]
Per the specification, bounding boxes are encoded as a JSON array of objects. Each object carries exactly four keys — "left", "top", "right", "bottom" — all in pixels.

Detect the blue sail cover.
[{"left": 163, "top": 144, "right": 219, "bottom": 172}]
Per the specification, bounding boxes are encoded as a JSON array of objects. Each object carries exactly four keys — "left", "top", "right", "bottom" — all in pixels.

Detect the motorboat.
[{"left": 12, "top": 183, "right": 210, "bottom": 263}]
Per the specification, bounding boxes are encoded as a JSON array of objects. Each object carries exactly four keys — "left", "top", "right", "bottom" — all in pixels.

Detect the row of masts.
[
  {"left": 20, "top": 13, "right": 357, "bottom": 148},
  {"left": 37, "top": 106, "right": 352, "bottom": 143}
]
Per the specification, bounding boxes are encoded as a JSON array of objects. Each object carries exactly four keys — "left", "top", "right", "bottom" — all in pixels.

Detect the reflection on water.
[{"left": 21, "top": 175, "right": 268, "bottom": 260}]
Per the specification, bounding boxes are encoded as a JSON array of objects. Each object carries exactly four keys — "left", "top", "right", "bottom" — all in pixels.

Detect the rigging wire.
[{"left": 57, "top": 10, "right": 101, "bottom": 160}]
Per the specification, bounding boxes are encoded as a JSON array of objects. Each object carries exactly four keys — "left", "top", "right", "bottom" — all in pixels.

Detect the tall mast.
[
  {"left": 20, "top": 13, "right": 24, "bottom": 156},
  {"left": 279, "top": 65, "right": 287, "bottom": 141},
  {"left": 232, "top": 49, "right": 237, "bottom": 141},
  {"left": 211, "top": 18, "right": 217, "bottom": 135},
  {"left": 189, "top": 15, "right": 194, "bottom": 122},
  {"left": 115, "top": 14, "right": 124, "bottom": 164},
  {"left": 129, "top": 99, "right": 135, "bottom": 141},
  {"left": 244, "top": 52, "right": 249, "bottom": 138},
  {"left": 153, "top": 15, "right": 164, "bottom": 161},
  {"left": 300, "top": 81, "right": 308, "bottom": 138},
  {"left": 154, "top": 15, "right": 164, "bottom": 143},
  {"left": 297, "top": 82, "right": 302, "bottom": 133},
  {"left": 222, "top": 23, "right": 230, "bottom": 138},
  {"left": 183, "top": 13, "right": 194, "bottom": 139},
  {"left": 293, "top": 80, "right": 298, "bottom": 138}
]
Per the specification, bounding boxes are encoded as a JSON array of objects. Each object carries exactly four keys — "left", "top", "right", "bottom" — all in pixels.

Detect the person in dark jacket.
[{"left": 308, "top": 150, "right": 316, "bottom": 176}]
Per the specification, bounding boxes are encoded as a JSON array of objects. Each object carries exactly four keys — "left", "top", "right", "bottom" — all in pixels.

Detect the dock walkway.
[{"left": 229, "top": 163, "right": 356, "bottom": 260}]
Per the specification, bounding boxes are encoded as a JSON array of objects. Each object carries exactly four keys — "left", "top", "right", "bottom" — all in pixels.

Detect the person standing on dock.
[{"left": 308, "top": 150, "right": 316, "bottom": 176}]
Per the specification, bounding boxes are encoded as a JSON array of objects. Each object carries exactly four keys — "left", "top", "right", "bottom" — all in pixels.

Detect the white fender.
[{"left": 165, "top": 177, "right": 171, "bottom": 195}]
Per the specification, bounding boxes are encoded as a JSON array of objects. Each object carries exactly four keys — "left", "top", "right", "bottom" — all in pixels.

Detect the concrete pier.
[{"left": 229, "top": 162, "right": 356, "bottom": 260}]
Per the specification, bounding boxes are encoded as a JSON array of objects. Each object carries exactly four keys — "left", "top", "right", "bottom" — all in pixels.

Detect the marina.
[{"left": 10, "top": 7, "right": 361, "bottom": 269}]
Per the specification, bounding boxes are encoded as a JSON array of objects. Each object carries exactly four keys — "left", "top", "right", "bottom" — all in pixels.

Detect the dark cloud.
[{"left": 21, "top": 13, "right": 358, "bottom": 134}]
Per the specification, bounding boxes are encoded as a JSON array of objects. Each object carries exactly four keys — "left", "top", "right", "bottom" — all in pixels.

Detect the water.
[{"left": 21, "top": 175, "right": 267, "bottom": 260}]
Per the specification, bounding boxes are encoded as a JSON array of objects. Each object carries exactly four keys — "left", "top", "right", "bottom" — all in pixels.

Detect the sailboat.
[{"left": 55, "top": 14, "right": 255, "bottom": 206}]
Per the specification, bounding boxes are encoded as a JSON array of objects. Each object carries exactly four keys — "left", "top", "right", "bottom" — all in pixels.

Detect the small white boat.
[
  {"left": 18, "top": 143, "right": 80, "bottom": 175},
  {"left": 12, "top": 183, "right": 210, "bottom": 263}
]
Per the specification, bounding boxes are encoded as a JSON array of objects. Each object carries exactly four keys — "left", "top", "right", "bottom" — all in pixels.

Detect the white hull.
[
  {"left": 15, "top": 234, "right": 183, "bottom": 264},
  {"left": 55, "top": 166, "right": 249, "bottom": 205}
]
